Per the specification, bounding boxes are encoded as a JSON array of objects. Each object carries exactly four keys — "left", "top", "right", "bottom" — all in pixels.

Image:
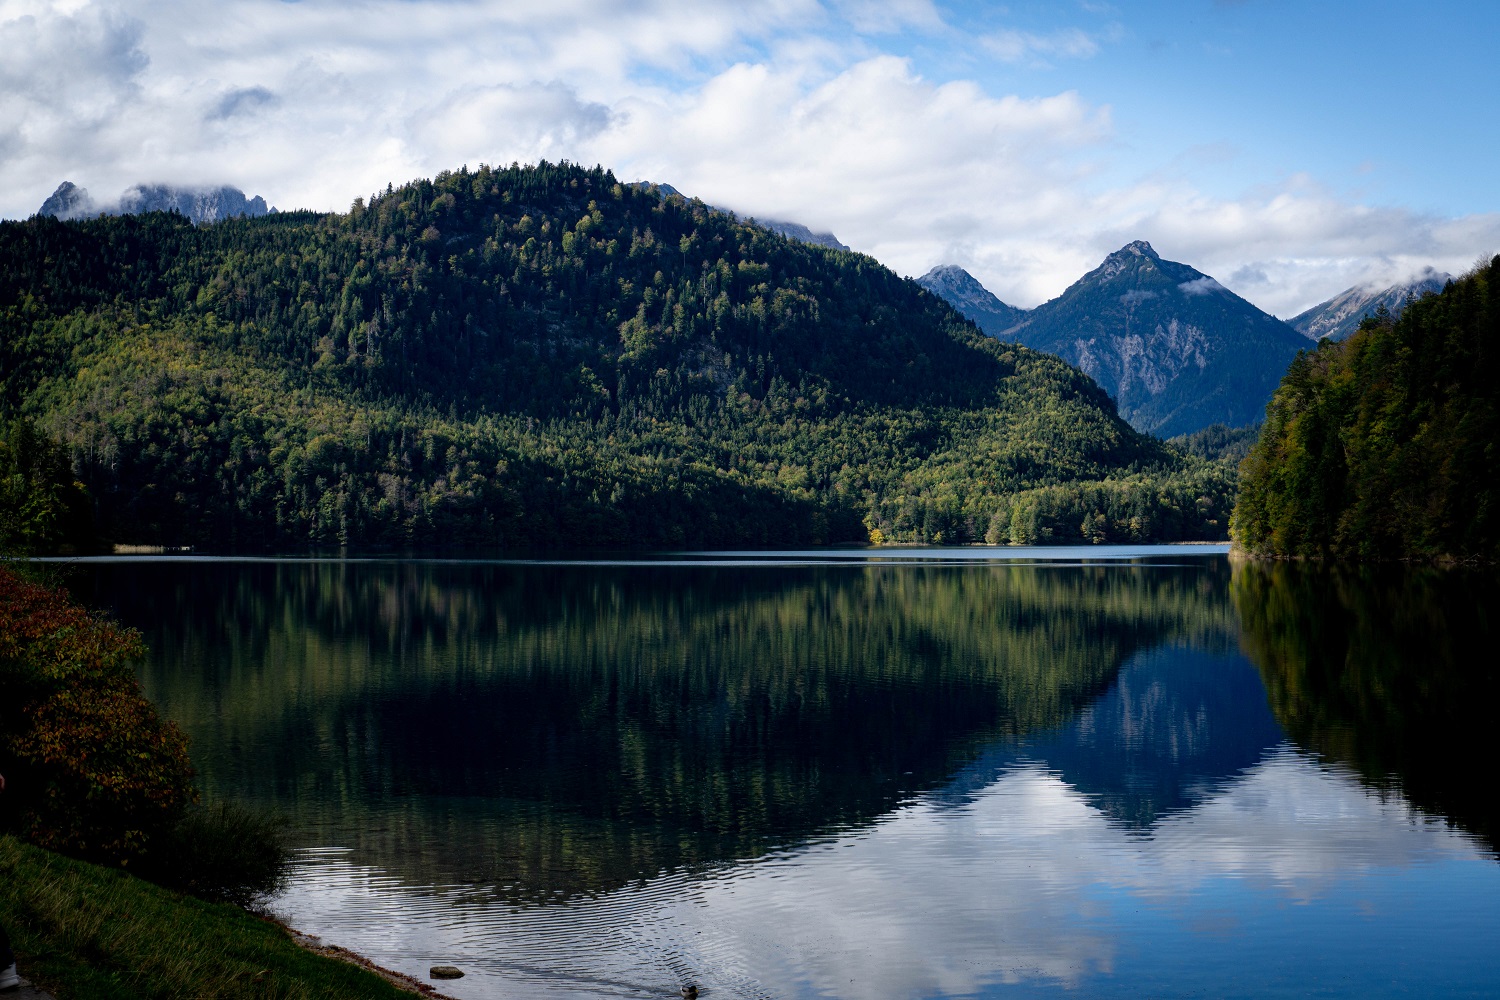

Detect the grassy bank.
[{"left": 0, "top": 835, "right": 420, "bottom": 999}]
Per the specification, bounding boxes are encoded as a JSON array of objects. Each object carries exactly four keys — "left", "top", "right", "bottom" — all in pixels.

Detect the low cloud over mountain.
[{"left": 1289, "top": 268, "right": 1452, "bottom": 342}]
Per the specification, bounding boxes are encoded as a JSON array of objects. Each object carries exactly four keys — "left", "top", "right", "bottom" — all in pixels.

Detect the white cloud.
[
  {"left": 581, "top": 56, "right": 1115, "bottom": 306},
  {"left": 410, "top": 83, "right": 614, "bottom": 174},
  {"left": 982, "top": 27, "right": 1100, "bottom": 65},
  {"left": 2, "top": 0, "right": 1493, "bottom": 318},
  {"left": 829, "top": 0, "right": 946, "bottom": 35},
  {"left": 1108, "top": 178, "right": 1500, "bottom": 315},
  {"left": 0, "top": 3, "right": 147, "bottom": 191},
  {"left": 1178, "top": 276, "right": 1224, "bottom": 295},
  {"left": 0, "top": 0, "right": 829, "bottom": 213}
]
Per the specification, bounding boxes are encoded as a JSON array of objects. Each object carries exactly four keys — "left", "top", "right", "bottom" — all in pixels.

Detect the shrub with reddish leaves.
[{"left": 0, "top": 565, "right": 194, "bottom": 864}]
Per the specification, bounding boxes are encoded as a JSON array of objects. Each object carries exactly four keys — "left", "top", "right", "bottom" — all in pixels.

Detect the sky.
[{"left": 3, "top": 0, "right": 1498, "bottom": 316}]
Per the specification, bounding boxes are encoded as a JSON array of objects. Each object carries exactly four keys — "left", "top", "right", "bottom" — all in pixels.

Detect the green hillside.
[
  {"left": 1, "top": 161, "right": 1231, "bottom": 550},
  {"left": 1232, "top": 256, "right": 1500, "bottom": 561}
]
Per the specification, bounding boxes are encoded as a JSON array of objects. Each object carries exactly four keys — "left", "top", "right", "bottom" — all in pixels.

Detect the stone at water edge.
[{"left": 429, "top": 965, "right": 464, "bottom": 979}]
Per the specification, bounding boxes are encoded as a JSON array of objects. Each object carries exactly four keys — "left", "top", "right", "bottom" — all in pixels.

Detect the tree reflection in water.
[
  {"left": 77, "top": 557, "right": 1234, "bottom": 897},
  {"left": 64, "top": 555, "right": 1500, "bottom": 999},
  {"left": 1231, "top": 558, "right": 1499, "bottom": 854}
]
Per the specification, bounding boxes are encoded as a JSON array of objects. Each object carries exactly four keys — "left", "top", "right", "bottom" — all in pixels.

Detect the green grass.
[{"left": 0, "top": 835, "right": 417, "bottom": 999}]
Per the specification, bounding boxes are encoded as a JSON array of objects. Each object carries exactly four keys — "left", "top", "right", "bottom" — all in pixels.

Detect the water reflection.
[
  {"left": 278, "top": 749, "right": 1494, "bottom": 1000},
  {"left": 1232, "top": 559, "right": 1500, "bottom": 853},
  {"left": 70, "top": 553, "right": 1500, "bottom": 998},
  {"left": 942, "top": 645, "right": 1286, "bottom": 829},
  {"left": 80, "top": 558, "right": 1233, "bottom": 895}
]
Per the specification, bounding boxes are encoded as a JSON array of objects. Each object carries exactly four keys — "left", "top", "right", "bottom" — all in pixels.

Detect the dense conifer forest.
[
  {"left": 1, "top": 161, "right": 1233, "bottom": 550},
  {"left": 1233, "top": 257, "right": 1499, "bottom": 561}
]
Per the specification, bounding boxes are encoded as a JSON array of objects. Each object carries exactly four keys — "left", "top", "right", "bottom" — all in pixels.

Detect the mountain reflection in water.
[{"left": 71, "top": 552, "right": 1500, "bottom": 999}]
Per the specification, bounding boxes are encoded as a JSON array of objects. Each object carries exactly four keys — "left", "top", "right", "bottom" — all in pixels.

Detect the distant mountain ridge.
[
  {"left": 914, "top": 265, "right": 1027, "bottom": 337},
  {"left": 1289, "top": 268, "right": 1451, "bottom": 342},
  {"left": 37, "top": 181, "right": 273, "bottom": 224},
  {"left": 756, "top": 218, "right": 849, "bottom": 252},
  {"left": 634, "top": 182, "right": 848, "bottom": 251},
  {"left": 998, "top": 240, "right": 1307, "bottom": 438}
]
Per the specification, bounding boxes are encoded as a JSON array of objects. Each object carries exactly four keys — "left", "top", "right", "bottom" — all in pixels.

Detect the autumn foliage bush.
[{"left": 0, "top": 565, "right": 194, "bottom": 865}]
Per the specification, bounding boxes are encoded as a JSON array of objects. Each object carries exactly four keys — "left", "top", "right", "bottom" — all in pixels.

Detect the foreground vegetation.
[
  {"left": 0, "top": 564, "right": 288, "bottom": 894},
  {"left": 1, "top": 161, "right": 1233, "bottom": 549},
  {"left": 0, "top": 565, "right": 193, "bottom": 865},
  {"left": 0, "top": 835, "right": 417, "bottom": 1000},
  {"left": 0, "top": 564, "right": 336, "bottom": 994},
  {"left": 1233, "top": 256, "right": 1499, "bottom": 561}
]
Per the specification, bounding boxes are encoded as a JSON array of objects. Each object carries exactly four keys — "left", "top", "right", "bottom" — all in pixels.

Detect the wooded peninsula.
[{"left": 1233, "top": 256, "right": 1499, "bottom": 563}]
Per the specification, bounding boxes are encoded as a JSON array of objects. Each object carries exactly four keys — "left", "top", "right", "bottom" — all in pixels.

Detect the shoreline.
[
  {"left": 34, "top": 540, "right": 1235, "bottom": 564},
  {"left": 272, "top": 917, "right": 462, "bottom": 1000}
]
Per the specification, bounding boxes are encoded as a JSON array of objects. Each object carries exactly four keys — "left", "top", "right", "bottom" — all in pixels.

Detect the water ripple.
[{"left": 273, "top": 750, "right": 1498, "bottom": 999}]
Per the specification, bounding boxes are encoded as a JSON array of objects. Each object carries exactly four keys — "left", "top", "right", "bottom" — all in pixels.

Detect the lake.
[{"left": 68, "top": 547, "right": 1500, "bottom": 999}]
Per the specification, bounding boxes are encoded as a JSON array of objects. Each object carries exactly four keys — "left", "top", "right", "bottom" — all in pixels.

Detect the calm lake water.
[{"left": 69, "top": 547, "right": 1500, "bottom": 999}]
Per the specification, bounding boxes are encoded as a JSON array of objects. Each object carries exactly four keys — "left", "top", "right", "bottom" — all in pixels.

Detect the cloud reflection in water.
[{"left": 275, "top": 747, "right": 1497, "bottom": 1000}]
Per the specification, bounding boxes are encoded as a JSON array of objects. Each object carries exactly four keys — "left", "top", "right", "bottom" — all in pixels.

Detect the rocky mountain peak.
[
  {"left": 918, "top": 265, "right": 990, "bottom": 298},
  {"left": 757, "top": 218, "right": 849, "bottom": 251},
  {"left": 118, "top": 184, "right": 271, "bottom": 223},
  {"left": 1096, "top": 240, "right": 1164, "bottom": 281},
  {"left": 1289, "top": 268, "right": 1453, "bottom": 342},
  {"left": 38, "top": 181, "right": 97, "bottom": 220},
  {"left": 37, "top": 181, "right": 273, "bottom": 224},
  {"left": 1116, "top": 240, "right": 1159, "bottom": 259},
  {"left": 914, "top": 265, "right": 1028, "bottom": 337},
  {"left": 1007, "top": 243, "right": 1307, "bottom": 436},
  {"left": 630, "top": 181, "right": 848, "bottom": 251}
]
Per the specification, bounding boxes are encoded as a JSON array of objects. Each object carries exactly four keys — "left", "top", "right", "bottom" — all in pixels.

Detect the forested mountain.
[
  {"left": 1232, "top": 256, "right": 1500, "bottom": 562},
  {"left": 1288, "top": 268, "right": 1451, "bottom": 342},
  {"left": 915, "top": 265, "right": 1028, "bottom": 338},
  {"left": 37, "top": 181, "right": 273, "bottom": 224},
  {"left": 1, "top": 161, "right": 1232, "bottom": 551},
  {"left": 1167, "top": 423, "right": 1262, "bottom": 466},
  {"left": 1001, "top": 241, "right": 1308, "bottom": 438}
]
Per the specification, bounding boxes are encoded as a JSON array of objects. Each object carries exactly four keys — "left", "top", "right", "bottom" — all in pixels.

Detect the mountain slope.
[
  {"left": 1006, "top": 241, "right": 1308, "bottom": 438},
  {"left": 1289, "top": 268, "right": 1451, "bottom": 342},
  {"left": 915, "top": 265, "right": 1028, "bottom": 337},
  {"left": 1, "top": 162, "right": 1233, "bottom": 550}
]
